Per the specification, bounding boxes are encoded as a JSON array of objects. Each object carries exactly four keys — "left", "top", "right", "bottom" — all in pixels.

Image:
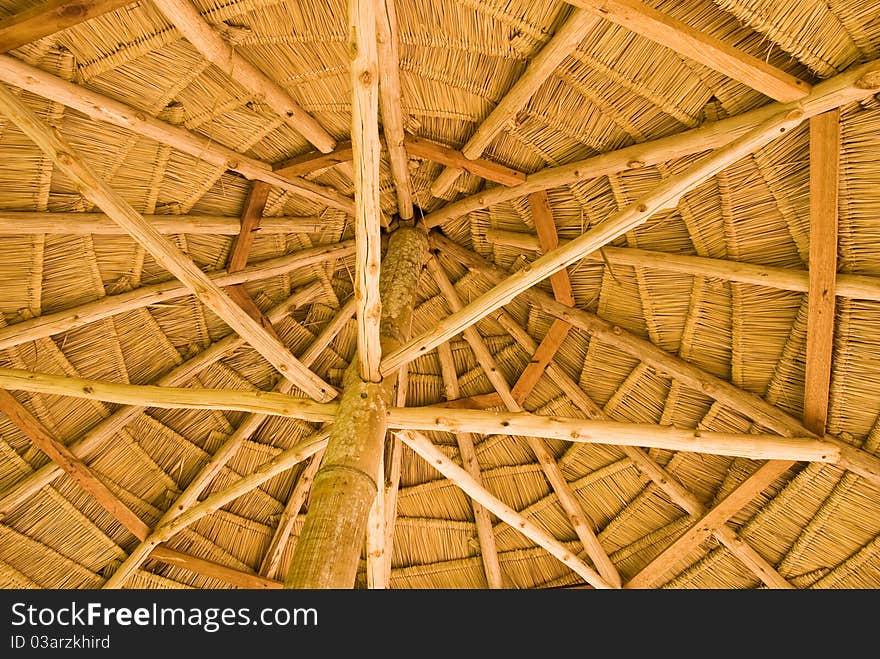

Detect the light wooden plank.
[{"left": 804, "top": 110, "right": 840, "bottom": 436}]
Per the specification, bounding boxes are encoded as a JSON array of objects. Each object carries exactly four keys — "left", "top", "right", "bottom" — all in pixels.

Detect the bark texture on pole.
[{"left": 286, "top": 226, "right": 427, "bottom": 588}]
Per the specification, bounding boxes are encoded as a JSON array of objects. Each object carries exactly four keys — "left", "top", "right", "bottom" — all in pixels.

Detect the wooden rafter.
[
  {"left": 350, "top": 0, "right": 384, "bottom": 382},
  {"left": 100, "top": 299, "right": 354, "bottom": 589},
  {"left": 492, "top": 309, "right": 793, "bottom": 588},
  {"left": 485, "top": 229, "right": 880, "bottom": 302},
  {"left": 385, "top": 108, "right": 805, "bottom": 375},
  {"left": 405, "top": 136, "right": 526, "bottom": 188},
  {"left": 148, "top": 546, "right": 282, "bottom": 589},
  {"left": 0, "top": 212, "right": 327, "bottom": 235},
  {"left": 423, "top": 58, "right": 880, "bottom": 228},
  {"left": 151, "top": 0, "right": 335, "bottom": 153},
  {"left": 396, "top": 430, "right": 615, "bottom": 589},
  {"left": 0, "top": 55, "right": 354, "bottom": 215},
  {"left": 0, "top": 0, "right": 133, "bottom": 53},
  {"left": 428, "top": 254, "right": 620, "bottom": 587},
  {"left": 0, "top": 82, "right": 335, "bottom": 402},
  {"left": 804, "top": 110, "right": 840, "bottom": 436},
  {"left": 0, "top": 242, "right": 350, "bottom": 352},
  {"left": 0, "top": 284, "right": 323, "bottom": 518},
  {"left": 436, "top": 340, "right": 505, "bottom": 588},
  {"left": 510, "top": 192, "right": 575, "bottom": 404},
  {"left": 3, "top": 366, "right": 880, "bottom": 482},
  {"left": 565, "top": 0, "right": 810, "bottom": 102},
  {"left": 103, "top": 428, "right": 331, "bottom": 588},
  {"left": 376, "top": 0, "right": 413, "bottom": 220},
  {"left": 0, "top": 389, "right": 150, "bottom": 540},
  {"left": 624, "top": 460, "right": 794, "bottom": 588},
  {"left": 273, "top": 141, "right": 354, "bottom": 179},
  {"left": 429, "top": 8, "right": 600, "bottom": 197}
]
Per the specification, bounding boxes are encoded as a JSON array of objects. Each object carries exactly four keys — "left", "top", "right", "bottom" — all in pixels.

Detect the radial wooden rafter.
[{"left": 0, "top": 2, "right": 876, "bottom": 587}]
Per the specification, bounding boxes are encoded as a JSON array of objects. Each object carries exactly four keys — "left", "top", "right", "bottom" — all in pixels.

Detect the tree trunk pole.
[{"left": 286, "top": 226, "right": 427, "bottom": 588}]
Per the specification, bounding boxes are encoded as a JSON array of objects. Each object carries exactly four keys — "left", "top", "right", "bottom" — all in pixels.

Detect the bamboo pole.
[
  {"left": 0, "top": 212, "right": 326, "bottom": 235},
  {"left": 376, "top": 0, "right": 413, "bottom": 220},
  {"left": 484, "top": 229, "right": 880, "bottom": 301},
  {"left": 565, "top": 0, "right": 809, "bottom": 102},
  {"left": 286, "top": 226, "right": 428, "bottom": 588},
  {"left": 0, "top": 284, "right": 322, "bottom": 518},
  {"left": 804, "top": 110, "right": 840, "bottom": 435},
  {"left": 150, "top": 0, "right": 335, "bottom": 152},
  {"left": 350, "top": 0, "right": 384, "bottom": 383},
  {"left": 422, "top": 58, "right": 880, "bottom": 227},
  {"left": 384, "top": 108, "right": 805, "bottom": 375},
  {"left": 0, "top": 55, "right": 353, "bottom": 214},
  {"left": 0, "top": 82, "right": 335, "bottom": 402},
  {"left": 429, "top": 9, "right": 600, "bottom": 197},
  {"left": 0, "top": 242, "right": 350, "bottom": 352},
  {"left": 102, "top": 428, "right": 331, "bottom": 588},
  {"left": 427, "top": 256, "right": 621, "bottom": 587},
  {"left": 436, "top": 340, "right": 505, "bottom": 588},
  {"left": 397, "top": 430, "right": 613, "bottom": 588}
]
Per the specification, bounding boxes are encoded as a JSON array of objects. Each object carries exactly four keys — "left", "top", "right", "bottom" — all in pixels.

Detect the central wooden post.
[{"left": 286, "top": 225, "right": 427, "bottom": 588}]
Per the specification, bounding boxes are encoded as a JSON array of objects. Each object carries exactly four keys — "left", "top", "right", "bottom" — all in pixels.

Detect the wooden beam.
[
  {"left": 429, "top": 233, "right": 808, "bottom": 437},
  {"left": 474, "top": 308, "right": 793, "bottom": 588},
  {"left": 0, "top": 82, "right": 336, "bottom": 402},
  {"left": 422, "top": 58, "right": 880, "bottom": 228},
  {"left": 429, "top": 9, "right": 600, "bottom": 197},
  {"left": 0, "top": 241, "right": 350, "bottom": 352},
  {"left": 376, "top": 0, "right": 413, "bottom": 220},
  {"left": 437, "top": 340, "right": 505, "bottom": 588},
  {"left": 624, "top": 459, "right": 794, "bottom": 588},
  {"left": 0, "top": 55, "right": 354, "bottom": 214},
  {"left": 804, "top": 110, "right": 840, "bottom": 435},
  {"left": 150, "top": 0, "right": 334, "bottom": 152},
  {"left": 5, "top": 364, "right": 880, "bottom": 482},
  {"left": 485, "top": 229, "right": 880, "bottom": 302},
  {"left": 0, "top": 284, "right": 323, "bottom": 518},
  {"left": 226, "top": 182, "right": 272, "bottom": 273},
  {"left": 273, "top": 142, "right": 354, "bottom": 179},
  {"left": 511, "top": 192, "right": 574, "bottom": 404},
  {"left": 286, "top": 227, "right": 427, "bottom": 588},
  {"left": 405, "top": 135, "right": 526, "bottom": 187},
  {"left": 384, "top": 108, "right": 805, "bottom": 375},
  {"left": 96, "top": 300, "right": 354, "bottom": 588},
  {"left": 427, "top": 392, "right": 504, "bottom": 409},
  {"left": 565, "top": 0, "right": 810, "bottom": 102},
  {"left": 259, "top": 449, "right": 324, "bottom": 580},
  {"left": 0, "top": 212, "right": 327, "bottom": 235},
  {"left": 428, "top": 256, "right": 621, "bottom": 588},
  {"left": 0, "top": 0, "right": 133, "bottom": 53},
  {"left": 0, "top": 389, "right": 150, "bottom": 540},
  {"left": 350, "top": 0, "right": 384, "bottom": 383},
  {"left": 103, "top": 428, "right": 331, "bottom": 588},
  {"left": 398, "top": 429, "right": 614, "bottom": 588},
  {"left": 148, "top": 545, "right": 282, "bottom": 589}
]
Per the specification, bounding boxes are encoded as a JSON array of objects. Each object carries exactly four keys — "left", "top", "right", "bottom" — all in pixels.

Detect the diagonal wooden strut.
[
  {"left": 0, "top": 81, "right": 335, "bottom": 402},
  {"left": 427, "top": 256, "right": 621, "bottom": 587},
  {"left": 384, "top": 108, "right": 805, "bottom": 375},
  {"left": 422, "top": 58, "right": 880, "bottom": 228}
]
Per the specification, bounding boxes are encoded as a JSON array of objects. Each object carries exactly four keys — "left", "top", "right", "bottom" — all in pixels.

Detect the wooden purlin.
[{"left": 0, "top": 0, "right": 134, "bottom": 52}]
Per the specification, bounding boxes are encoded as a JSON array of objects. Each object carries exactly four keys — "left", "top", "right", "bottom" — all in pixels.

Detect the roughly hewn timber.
[
  {"left": 0, "top": 82, "right": 335, "bottom": 402},
  {"left": 286, "top": 225, "right": 428, "bottom": 588},
  {"left": 0, "top": 0, "right": 133, "bottom": 53},
  {"left": 423, "top": 58, "right": 880, "bottom": 227},
  {"left": 384, "top": 109, "right": 805, "bottom": 375}
]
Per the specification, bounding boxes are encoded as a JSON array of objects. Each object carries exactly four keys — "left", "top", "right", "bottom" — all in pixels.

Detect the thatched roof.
[{"left": 0, "top": 0, "right": 878, "bottom": 590}]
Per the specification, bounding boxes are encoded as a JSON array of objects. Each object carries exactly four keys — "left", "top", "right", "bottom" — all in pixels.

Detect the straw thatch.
[{"left": 0, "top": 0, "right": 878, "bottom": 590}]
